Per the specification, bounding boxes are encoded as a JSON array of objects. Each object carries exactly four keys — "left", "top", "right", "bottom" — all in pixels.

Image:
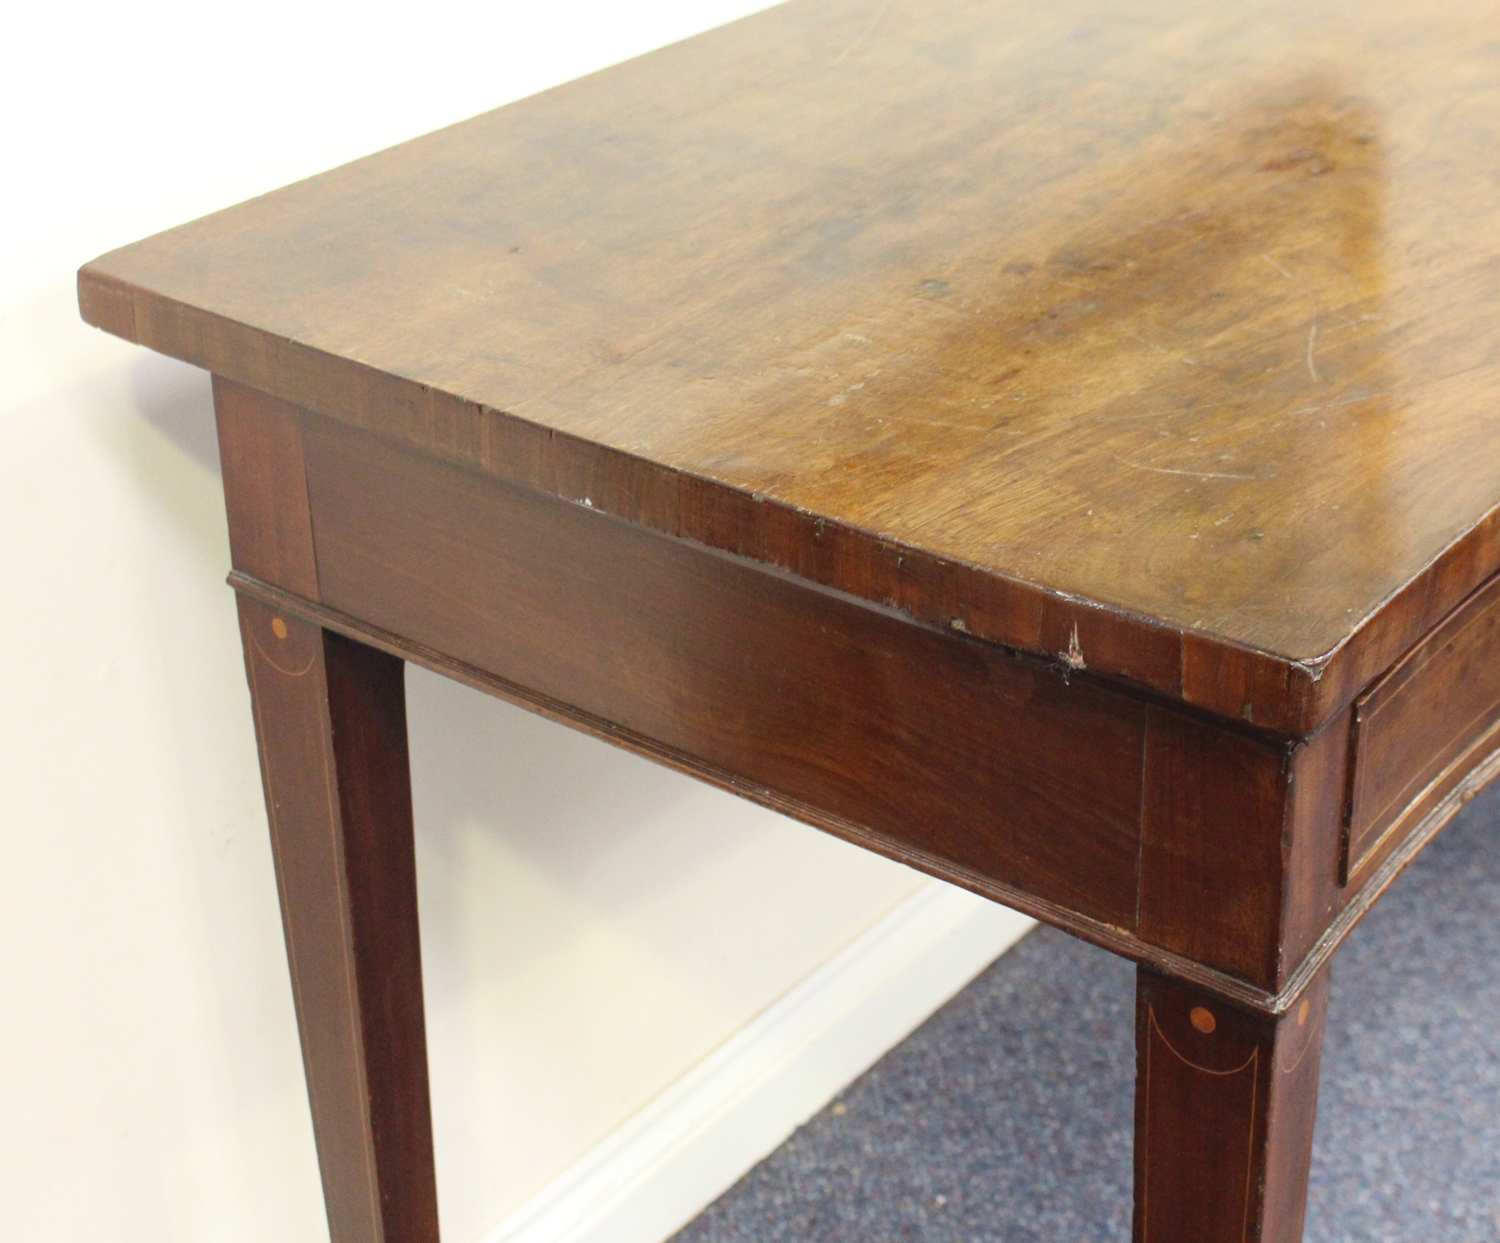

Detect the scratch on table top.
[
  {"left": 1128, "top": 332, "right": 1172, "bottom": 356},
  {"left": 832, "top": 0, "right": 895, "bottom": 64},
  {"left": 1114, "top": 456, "right": 1256, "bottom": 481}
]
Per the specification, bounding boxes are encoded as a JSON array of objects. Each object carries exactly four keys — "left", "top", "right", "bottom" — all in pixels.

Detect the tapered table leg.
[
  {"left": 1133, "top": 966, "right": 1328, "bottom": 1243},
  {"left": 238, "top": 594, "right": 439, "bottom": 1243}
]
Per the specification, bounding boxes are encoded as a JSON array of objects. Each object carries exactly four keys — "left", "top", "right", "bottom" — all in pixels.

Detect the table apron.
[{"left": 217, "top": 390, "right": 1500, "bottom": 1016}]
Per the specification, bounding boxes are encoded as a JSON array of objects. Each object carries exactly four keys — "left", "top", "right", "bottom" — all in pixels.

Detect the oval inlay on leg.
[
  {"left": 271, "top": 616, "right": 289, "bottom": 640},
  {"left": 1190, "top": 1006, "right": 1217, "bottom": 1034}
]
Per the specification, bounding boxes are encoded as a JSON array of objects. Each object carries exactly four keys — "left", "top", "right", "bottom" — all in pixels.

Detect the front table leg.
[
  {"left": 1134, "top": 967, "right": 1330, "bottom": 1243},
  {"left": 238, "top": 595, "right": 440, "bottom": 1243}
]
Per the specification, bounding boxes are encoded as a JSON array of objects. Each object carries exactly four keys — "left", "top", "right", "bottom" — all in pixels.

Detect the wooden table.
[{"left": 79, "top": 1, "right": 1500, "bottom": 1239}]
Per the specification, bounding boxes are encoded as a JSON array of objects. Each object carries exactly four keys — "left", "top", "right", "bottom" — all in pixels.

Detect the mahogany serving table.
[{"left": 80, "top": 1, "right": 1500, "bottom": 1239}]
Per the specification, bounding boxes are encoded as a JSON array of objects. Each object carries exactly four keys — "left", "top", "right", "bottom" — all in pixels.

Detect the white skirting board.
[{"left": 476, "top": 881, "right": 1036, "bottom": 1243}]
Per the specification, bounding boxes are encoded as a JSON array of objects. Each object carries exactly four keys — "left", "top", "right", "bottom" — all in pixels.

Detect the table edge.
[{"left": 80, "top": 264, "right": 1500, "bottom": 736}]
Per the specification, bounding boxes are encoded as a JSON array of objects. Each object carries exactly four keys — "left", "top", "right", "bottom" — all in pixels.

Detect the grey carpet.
[{"left": 671, "top": 784, "right": 1500, "bottom": 1242}]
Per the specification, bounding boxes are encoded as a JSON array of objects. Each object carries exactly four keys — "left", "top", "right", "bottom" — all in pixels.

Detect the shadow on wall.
[
  {"left": 408, "top": 667, "right": 755, "bottom": 911},
  {"left": 131, "top": 351, "right": 220, "bottom": 475},
  {"left": 126, "top": 348, "right": 750, "bottom": 899}
]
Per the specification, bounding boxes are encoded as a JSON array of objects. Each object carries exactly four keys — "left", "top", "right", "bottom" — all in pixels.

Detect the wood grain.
[
  {"left": 1278, "top": 714, "right": 1348, "bottom": 980},
  {"left": 1138, "top": 710, "right": 1289, "bottom": 987},
  {"left": 1343, "top": 571, "right": 1500, "bottom": 884},
  {"left": 214, "top": 377, "right": 319, "bottom": 597},
  {"left": 1135, "top": 968, "right": 1328, "bottom": 1243},
  {"left": 300, "top": 407, "right": 1147, "bottom": 932},
  {"left": 237, "top": 597, "right": 436, "bottom": 1243},
  {"left": 78, "top": 0, "right": 1500, "bottom": 735}
]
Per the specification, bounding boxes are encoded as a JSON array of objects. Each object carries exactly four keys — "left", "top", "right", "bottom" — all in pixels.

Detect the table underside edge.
[{"left": 228, "top": 569, "right": 1499, "bottom": 1016}]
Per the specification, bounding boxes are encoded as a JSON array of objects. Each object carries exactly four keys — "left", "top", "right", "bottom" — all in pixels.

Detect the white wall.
[{"left": 0, "top": 5, "right": 1026, "bottom": 1241}]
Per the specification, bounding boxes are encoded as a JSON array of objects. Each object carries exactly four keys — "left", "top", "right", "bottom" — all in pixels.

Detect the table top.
[{"left": 80, "top": 0, "right": 1500, "bottom": 733}]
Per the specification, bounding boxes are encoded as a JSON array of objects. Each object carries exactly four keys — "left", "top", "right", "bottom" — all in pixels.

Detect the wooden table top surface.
[{"left": 80, "top": 0, "right": 1500, "bottom": 733}]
